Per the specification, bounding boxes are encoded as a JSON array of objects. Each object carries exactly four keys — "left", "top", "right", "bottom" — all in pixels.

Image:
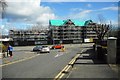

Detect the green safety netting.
[{"left": 49, "top": 19, "right": 91, "bottom": 26}]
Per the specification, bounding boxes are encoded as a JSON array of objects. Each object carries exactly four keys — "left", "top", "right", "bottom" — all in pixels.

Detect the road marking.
[
  {"left": 59, "top": 73, "right": 65, "bottom": 79},
  {"left": 55, "top": 53, "right": 64, "bottom": 58},
  {"left": 64, "top": 65, "right": 71, "bottom": 72},
  {"left": 54, "top": 53, "right": 81, "bottom": 80},
  {"left": 54, "top": 65, "right": 69, "bottom": 79},
  {"left": 66, "top": 67, "right": 75, "bottom": 79},
  {"left": 54, "top": 48, "right": 87, "bottom": 80},
  {"left": 0, "top": 54, "right": 40, "bottom": 67}
]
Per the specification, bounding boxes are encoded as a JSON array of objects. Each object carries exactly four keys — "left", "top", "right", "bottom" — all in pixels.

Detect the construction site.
[{"left": 48, "top": 19, "right": 98, "bottom": 44}]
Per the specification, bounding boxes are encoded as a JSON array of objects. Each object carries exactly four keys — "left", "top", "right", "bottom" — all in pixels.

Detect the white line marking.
[
  {"left": 55, "top": 53, "right": 64, "bottom": 58},
  {"left": 0, "top": 54, "right": 40, "bottom": 67}
]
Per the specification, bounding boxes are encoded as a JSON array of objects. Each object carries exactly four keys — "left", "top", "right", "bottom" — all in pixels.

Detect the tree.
[
  {"left": 91, "top": 23, "right": 110, "bottom": 41},
  {"left": 0, "top": 0, "right": 7, "bottom": 19},
  {"left": 88, "top": 15, "right": 111, "bottom": 43}
]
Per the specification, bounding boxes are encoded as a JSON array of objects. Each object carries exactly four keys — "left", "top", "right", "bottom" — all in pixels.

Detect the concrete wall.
[{"left": 107, "top": 37, "right": 117, "bottom": 64}]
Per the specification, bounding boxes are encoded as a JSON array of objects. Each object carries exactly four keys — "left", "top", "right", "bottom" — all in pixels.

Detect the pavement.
[{"left": 63, "top": 47, "right": 119, "bottom": 80}]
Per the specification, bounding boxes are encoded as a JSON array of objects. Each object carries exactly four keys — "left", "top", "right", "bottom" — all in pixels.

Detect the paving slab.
[
  {"left": 65, "top": 48, "right": 118, "bottom": 80},
  {"left": 68, "top": 64, "right": 118, "bottom": 79},
  {"left": 75, "top": 59, "right": 94, "bottom": 64}
]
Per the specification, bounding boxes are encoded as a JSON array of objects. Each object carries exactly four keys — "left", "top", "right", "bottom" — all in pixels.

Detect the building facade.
[
  {"left": 9, "top": 29, "right": 48, "bottom": 46},
  {"left": 49, "top": 19, "right": 93, "bottom": 44},
  {"left": 48, "top": 19, "right": 102, "bottom": 44},
  {"left": 9, "top": 19, "right": 105, "bottom": 45},
  {"left": 83, "top": 20, "right": 98, "bottom": 42}
]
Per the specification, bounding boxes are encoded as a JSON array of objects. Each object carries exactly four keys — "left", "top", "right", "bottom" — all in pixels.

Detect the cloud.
[
  {"left": 0, "top": 25, "right": 5, "bottom": 29},
  {"left": 63, "top": 5, "right": 118, "bottom": 21},
  {"left": 100, "top": 6, "right": 118, "bottom": 11},
  {"left": 87, "top": 4, "right": 92, "bottom": 8},
  {"left": 36, "top": 13, "right": 55, "bottom": 26},
  {"left": 70, "top": 8, "right": 83, "bottom": 11},
  {"left": 6, "top": 0, "right": 56, "bottom": 27},
  {"left": 4, "top": 1, "right": 118, "bottom": 28},
  {"left": 79, "top": 10, "right": 92, "bottom": 15},
  {"left": 67, "top": 10, "right": 92, "bottom": 20}
]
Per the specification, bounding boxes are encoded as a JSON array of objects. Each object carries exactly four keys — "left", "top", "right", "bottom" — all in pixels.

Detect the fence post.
[{"left": 107, "top": 37, "right": 117, "bottom": 64}]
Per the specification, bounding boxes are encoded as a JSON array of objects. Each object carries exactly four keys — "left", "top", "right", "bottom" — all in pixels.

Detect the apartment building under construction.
[
  {"left": 9, "top": 29, "right": 48, "bottom": 46},
  {"left": 9, "top": 19, "right": 104, "bottom": 45},
  {"left": 48, "top": 19, "right": 97, "bottom": 44}
]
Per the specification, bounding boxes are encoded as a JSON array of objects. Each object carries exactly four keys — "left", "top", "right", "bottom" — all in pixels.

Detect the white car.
[{"left": 40, "top": 46, "right": 50, "bottom": 53}]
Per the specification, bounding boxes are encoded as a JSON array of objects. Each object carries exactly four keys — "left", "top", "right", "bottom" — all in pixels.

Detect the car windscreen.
[
  {"left": 35, "top": 46, "right": 42, "bottom": 48},
  {"left": 42, "top": 46, "right": 48, "bottom": 48}
]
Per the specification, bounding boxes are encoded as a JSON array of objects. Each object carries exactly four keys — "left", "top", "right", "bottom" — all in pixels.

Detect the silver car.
[{"left": 40, "top": 46, "right": 50, "bottom": 53}]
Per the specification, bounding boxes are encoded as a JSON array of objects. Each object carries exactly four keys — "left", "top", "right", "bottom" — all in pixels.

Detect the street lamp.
[
  {"left": 0, "top": 25, "right": 4, "bottom": 46},
  {"left": 0, "top": 25, "right": 4, "bottom": 59}
]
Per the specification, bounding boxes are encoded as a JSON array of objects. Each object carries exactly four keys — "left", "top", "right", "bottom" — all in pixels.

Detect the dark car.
[{"left": 33, "top": 46, "right": 42, "bottom": 51}]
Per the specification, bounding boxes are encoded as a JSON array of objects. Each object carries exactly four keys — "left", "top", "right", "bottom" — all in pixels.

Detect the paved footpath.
[{"left": 63, "top": 48, "right": 118, "bottom": 80}]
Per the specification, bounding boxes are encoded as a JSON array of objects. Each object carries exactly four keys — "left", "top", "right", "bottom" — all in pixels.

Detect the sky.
[
  {"left": 41, "top": 2, "right": 118, "bottom": 22},
  {"left": 0, "top": 0, "right": 119, "bottom": 35}
]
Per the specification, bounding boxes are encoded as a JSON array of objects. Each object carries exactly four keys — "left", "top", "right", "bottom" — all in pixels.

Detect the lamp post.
[{"left": 0, "top": 25, "right": 4, "bottom": 58}]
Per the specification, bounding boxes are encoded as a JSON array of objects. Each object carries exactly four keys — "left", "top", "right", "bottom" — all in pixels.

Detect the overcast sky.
[{"left": 0, "top": 0, "right": 119, "bottom": 35}]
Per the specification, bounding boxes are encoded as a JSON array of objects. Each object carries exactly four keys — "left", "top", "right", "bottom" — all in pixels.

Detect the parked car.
[
  {"left": 51, "top": 44, "right": 64, "bottom": 49},
  {"left": 33, "top": 46, "right": 42, "bottom": 51},
  {"left": 33, "top": 46, "right": 50, "bottom": 53},
  {"left": 40, "top": 46, "right": 50, "bottom": 53}
]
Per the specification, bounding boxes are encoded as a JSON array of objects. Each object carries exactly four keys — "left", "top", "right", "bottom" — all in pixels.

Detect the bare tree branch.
[{"left": 89, "top": 22, "right": 110, "bottom": 41}]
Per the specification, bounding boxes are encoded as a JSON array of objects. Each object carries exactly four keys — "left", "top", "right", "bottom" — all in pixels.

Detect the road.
[{"left": 2, "top": 44, "right": 90, "bottom": 79}]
